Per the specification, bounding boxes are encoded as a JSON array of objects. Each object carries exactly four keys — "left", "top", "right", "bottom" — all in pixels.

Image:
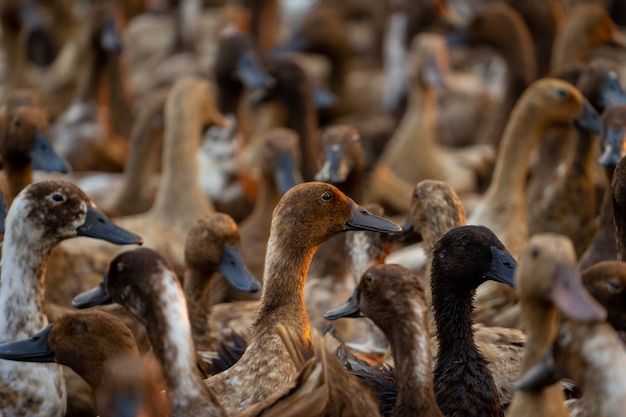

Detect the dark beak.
[
  {"left": 313, "top": 86, "right": 337, "bottom": 109},
  {"left": 217, "top": 244, "right": 261, "bottom": 293},
  {"left": 574, "top": 99, "right": 602, "bottom": 134},
  {"left": 514, "top": 347, "right": 560, "bottom": 392},
  {"left": 236, "top": 51, "right": 274, "bottom": 89},
  {"left": 274, "top": 151, "right": 302, "bottom": 195},
  {"left": 550, "top": 264, "right": 607, "bottom": 322},
  {"left": 0, "top": 325, "right": 55, "bottom": 363},
  {"left": 598, "top": 126, "right": 624, "bottom": 167},
  {"left": 484, "top": 246, "right": 517, "bottom": 288},
  {"left": 324, "top": 294, "right": 362, "bottom": 320},
  {"left": 345, "top": 201, "right": 402, "bottom": 234},
  {"left": 100, "top": 17, "right": 123, "bottom": 53},
  {"left": 315, "top": 146, "right": 346, "bottom": 184},
  {"left": 30, "top": 133, "right": 70, "bottom": 173},
  {"left": 77, "top": 205, "right": 143, "bottom": 245},
  {"left": 72, "top": 278, "right": 113, "bottom": 309},
  {"left": 601, "top": 73, "right": 626, "bottom": 107}
]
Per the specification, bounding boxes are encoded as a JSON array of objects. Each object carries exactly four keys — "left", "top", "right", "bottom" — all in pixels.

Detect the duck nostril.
[
  {"left": 359, "top": 209, "right": 369, "bottom": 215},
  {"left": 97, "top": 217, "right": 106, "bottom": 224}
]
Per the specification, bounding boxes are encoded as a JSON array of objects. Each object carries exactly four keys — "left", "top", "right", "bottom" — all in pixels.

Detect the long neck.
[
  {"left": 284, "top": 91, "right": 320, "bottom": 182},
  {"left": 613, "top": 187, "right": 626, "bottom": 262},
  {"left": 150, "top": 94, "right": 214, "bottom": 232},
  {"left": 245, "top": 171, "right": 282, "bottom": 228},
  {"left": 432, "top": 285, "right": 478, "bottom": 363},
  {"left": 252, "top": 232, "right": 313, "bottom": 341},
  {"left": 104, "top": 51, "right": 134, "bottom": 139},
  {"left": 4, "top": 163, "right": 33, "bottom": 207},
  {"left": 386, "top": 299, "right": 443, "bottom": 417},
  {"left": 147, "top": 269, "right": 220, "bottom": 413},
  {"left": 507, "top": 301, "right": 567, "bottom": 417},
  {"left": 183, "top": 267, "right": 215, "bottom": 351},
  {"left": 0, "top": 223, "right": 49, "bottom": 341}
]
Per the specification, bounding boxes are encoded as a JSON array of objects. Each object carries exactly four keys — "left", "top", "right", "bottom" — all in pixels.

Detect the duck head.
[
  {"left": 516, "top": 234, "right": 607, "bottom": 322},
  {"left": 582, "top": 261, "right": 626, "bottom": 331},
  {"left": 407, "top": 33, "right": 449, "bottom": 91},
  {"left": 325, "top": 263, "right": 424, "bottom": 332},
  {"left": 431, "top": 225, "right": 517, "bottom": 292},
  {"left": 600, "top": 68, "right": 626, "bottom": 108},
  {"left": 271, "top": 182, "right": 401, "bottom": 249},
  {"left": 315, "top": 125, "right": 364, "bottom": 186},
  {"left": 0, "top": 106, "right": 70, "bottom": 173},
  {"left": 599, "top": 104, "right": 626, "bottom": 167},
  {"left": 7, "top": 180, "right": 142, "bottom": 250},
  {"left": 260, "top": 128, "right": 302, "bottom": 195},
  {"left": 185, "top": 213, "right": 261, "bottom": 293},
  {"left": 0, "top": 310, "right": 138, "bottom": 389}
]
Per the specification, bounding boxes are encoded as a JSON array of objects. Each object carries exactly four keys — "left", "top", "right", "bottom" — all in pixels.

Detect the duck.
[
  {"left": 507, "top": 233, "right": 606, "bottom": 417},
  {"left": 0, "top": 179, "right": 141, "bottom": 417},
  {"left": 467, "top": 77, "right": 601, "bottom": 326},
  {"left": 183, "top": 213, "right": 261, "bottom": 351},
  {"left": 367, "top": 32, "right": 494, "bottom": 214},
  {"left": 520, "top": 317, "right": 626, "bottom": 417},
  {"left": 44, "top": 75, "right": 223, "bottom": 308},
  {"left": 325, "top": 263, "right": 444, "bottom": 417},
  {"left": 429, "top": 225, "right": 517, "bottom": 417},
  {"left": 205, "top": 182, "right": 401, "bottom": 413},
  {"left": 73, "top": 247, "right": 228, "bottom": 417},
  {"left": 0, "top": 104, "right": 69, "bottom": 206},
  {"left": 582, "top": 260, "right": 626, "bottom": 342},
  {"left": 611, "top": 140, "right": 626, "bottom": 261}
]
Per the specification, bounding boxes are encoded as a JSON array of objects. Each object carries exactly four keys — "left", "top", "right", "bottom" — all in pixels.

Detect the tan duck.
[
  {"left": 0, "top": 180, "right": 141, "bottom": 417},
  {"left": 44, "top": 76, "right": 223, "bottom": 308},
  {"left": 368, "top": 32, "right": 494, "bottom": 214},
  {"left": 507, "top": 233, "right": 605, "bottom": 417},
  {"left": 0, "top": 105, "right": 69, "bottom": 206},
  {"left": 468, "top": 78, "right": 601, "bottom": 326},
  {"left": 73, "top": 247, "right": 228, "bottom": 417},
  {"left": 205, "top": 182, "right": 400, "bottom": 413},
  {"left": 325, "top": 263, "right": 444, "bottom": 417},
  {"left": 183, "top": 213, "right": 260, "bottom": 351}
]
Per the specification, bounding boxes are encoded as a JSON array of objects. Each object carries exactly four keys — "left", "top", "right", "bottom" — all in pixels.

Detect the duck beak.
[
  {"left": 100, "top": 17, "right": 122, "bottom": 53},
  {"left": 550, "top": 264, "right": 607, "bottom": 322},
  {"left": 0, "top": 325, "right": 55, "bottom": 363},
  {"left": 484, "top": 247, "right": 517, "bottom": 288},
  {"left": 313, "top": 86, "right": 337, "bottom": 109},
  {"left": 72, "top": 278, "right": 113, "bottom": 309},
  {"left": 324, "top": 293, "right": 362, "bottom": 320},
  {"left": 600, "top": 73, "right": 626, "bottom": 107},
  {"left": 30, "top": 133, "right": 70, "bottom": 173},
  {"left": 236, "top": 50, "right": 274, "bottom": 89},
  {"left": 514, "top": 347, "right": 559, "bottom": 392},
  {"left": 599, "top": 126, "right": 625, "bottom": 167},
  {"left": 574, "top": 99, "right": 602, "bottom": 134},
  {"left": 274, "top": 151, "right": 302, "bottom": 195},
  {"left": 446, "top": 28, "right": 471, "bottom": 48},
  {"left": 345, "top": 202, "right": 402, "bottom": 234},
  {"left": 77, "top": 206, "right": 143, "bottom": 245},
  {"left": 218, "top": 244, "right": 261, "bottom": 293},
  {"left": 315, "top": 146, "right": 347, "bottom": 184}
]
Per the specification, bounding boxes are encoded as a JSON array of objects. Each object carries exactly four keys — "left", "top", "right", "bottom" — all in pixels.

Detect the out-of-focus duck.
[
  {"left": 45, "top": 76, "right": 223, "bottom": 308},
  {"left": 325, "top": 263, "right": 444, "bottom": 417},
  {"left": 73, "top": 247, "right": 228, "bottom": 417},
  {"left": 205, "top": 182, "right": 400, "bottom": 413},
  {"left": 582, "top": 260, "right": 626, "bottom": 342},
  {"left": 468, "top": 78, "right": 601, "bottom": 326},
  {"left": 0, "top": 180, "right": 141, "bottom": 417},
  {"left": 611, "top": 148, "right": 626, "bottom": 262},
  {"left": 0, "top": 105, "right": 69, "bottom": 206},
  {"left": 507, "top": 233, "right": 605, "bottom": 417},
  {"left": 368, "top": 32, "right": 494, "bottom": 214},
  {"left": 183, "top": 213, "right": 260, "bottom": 351}
]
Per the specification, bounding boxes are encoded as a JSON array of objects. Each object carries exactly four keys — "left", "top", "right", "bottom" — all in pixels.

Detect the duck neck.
[
  {"left": 487, "top": 101, "right": 551, "bottom": 199},
  {"left": 253, "top": 233, "right": 313, "bottom": 341},
  {"left": 245, "top": 171, "right": 282, "bottom": 229},
  {"left": 3, "top": 162, "right": 33, "bottom": 207},
  {"left": 283, "top": 88, "right": 320, "bottom": 182},
  {"left": 386, "top": 300, "right": 443, "bottom": 417},
  {"left": 613, "top": 188, "right": 626, "bottom": 262},
  {"left": 104, "top": 50, "right": 134, "bottom": 139},
  {"left": 147, "top": 268, "right": 217, "bottom": 411},
  {"left": 183, "top": 267, "right": 216, "bottom": 351},
  {"left": 150, "top": 91, "right": 214, "bottom": 232},
  {"left": 0, "top": 221, "right": 49, "bottom": 342},
  {"left": 432, "top": 284, "right": 478, "bottom": 362}
]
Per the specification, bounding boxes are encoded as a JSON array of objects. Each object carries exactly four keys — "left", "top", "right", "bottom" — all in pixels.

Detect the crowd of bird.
[{"left": 0, "top": 0, "right": 625, "bottom": 416}]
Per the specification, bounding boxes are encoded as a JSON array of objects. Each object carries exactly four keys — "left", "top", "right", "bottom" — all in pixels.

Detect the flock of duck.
[{"left": 0, "top": 0, "right": 626, "bottom": 416}]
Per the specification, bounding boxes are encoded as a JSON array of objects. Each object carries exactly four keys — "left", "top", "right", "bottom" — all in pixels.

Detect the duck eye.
[
  {"left": 364, "top": 273, "right": 374, "bottom": 284},
  {"left": 13, "top": 118, "right": 21, "bottom": 128},
  {"left": 558, "top": 329, "right": 572, "bottom": 345},
  {"left": 530, "top": 247, "right": 539, "bottom": 258},
  {"left": 608, "top": 280, "right": 622, "bottom": 291},
  {"left": 51, "top": 193, "right": 64, "bottom": 203},
  {"left": 553, "top": 87, "right": 569, "bottom": 99},
  {"left": 321, "top": 191, "right": 332, "bottom": 202}
]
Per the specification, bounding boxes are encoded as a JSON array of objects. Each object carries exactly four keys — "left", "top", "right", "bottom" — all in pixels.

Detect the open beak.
[
  {"left": 77, "top": 206, "right": 143, "bottom": 245},
  {"left": 217, "top": 244, "right": 261, "bottom": 293},
  {"left": 0, "top": 325, "right": 55, "bottom": 363},
  {"left": 345, "top": 201, "right": 402, "bottom": 234}
]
